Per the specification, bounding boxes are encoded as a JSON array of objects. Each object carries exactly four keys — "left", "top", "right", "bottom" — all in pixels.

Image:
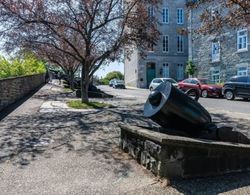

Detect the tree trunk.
[
  {"left": 69, "top": 70, "right": 74, "bottom": 90},
  {"left": 81, "top": 65, "right": 89, "bottom": 103}
]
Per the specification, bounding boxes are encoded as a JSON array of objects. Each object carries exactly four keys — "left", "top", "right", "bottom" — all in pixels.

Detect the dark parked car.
[
  {"left": 222, "top": 76, "right": 250, "bottom": 100},
  {"left": 178, "top": 78, "right": 222, "bottom": 98}
]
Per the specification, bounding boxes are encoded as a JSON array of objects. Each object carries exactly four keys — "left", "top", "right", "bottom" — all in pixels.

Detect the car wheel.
[
  {"left": 186, "top": 89, "right": 199, "bottom": 101},
  {"left": 149, "top": 87, "right": 153, "bottom": 91},
  {"left": 225, "top": 90, "right": 235, "bottom": 100},
  {"left": 201, "top": 90, "right": 208, "bottom": 98}
]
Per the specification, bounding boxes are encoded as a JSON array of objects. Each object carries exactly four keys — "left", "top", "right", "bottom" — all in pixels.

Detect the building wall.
[
  {"left": 0, "top": 74, "right": 45, "bottom": 111},
  {"left": 124, "top": 48, "right": 139, "bottom": 87},
  {"left": 189, "top": 2, "right": 250, "bottom": 83},
  {"left": 138, "top": 55, "right": 188, "bottom": 88},
  {"left": 124, "top": 0, "right": 189, "bottom": 88}
]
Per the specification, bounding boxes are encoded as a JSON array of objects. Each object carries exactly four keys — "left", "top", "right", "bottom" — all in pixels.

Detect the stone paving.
[{"left": 0, "top": 81, "right": 250, "bottom": 194}]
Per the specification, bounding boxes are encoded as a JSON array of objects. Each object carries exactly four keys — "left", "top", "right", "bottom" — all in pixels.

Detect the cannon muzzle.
[{"left": 144, "top": 82, "right": 212, "bottom": 133}]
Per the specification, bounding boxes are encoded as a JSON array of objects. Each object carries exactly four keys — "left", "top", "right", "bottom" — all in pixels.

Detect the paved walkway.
[
  {"left": 0, "top": 83, "right": 171, "bottom": 195},
  {"left": 1, "top": 82, "right": 250, "bottom": 194}
]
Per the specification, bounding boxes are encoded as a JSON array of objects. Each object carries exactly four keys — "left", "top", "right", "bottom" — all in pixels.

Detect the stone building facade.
[
  {"left": 124, "top": 0, "right": 188, "bottom": 88},
  {"left": 188, "top": 1, "right": 250, "bottom": 83}
]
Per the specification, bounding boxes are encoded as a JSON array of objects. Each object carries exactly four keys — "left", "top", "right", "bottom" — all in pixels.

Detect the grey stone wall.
[
  {"left": 189, "top": 2, "right": 250, "bottom": 82},
  {"left": 120, "top": 124, "right": 250, "bottom": 178},
  {"left": 0, "top": 74, "right": 45, "bottom": 111}
]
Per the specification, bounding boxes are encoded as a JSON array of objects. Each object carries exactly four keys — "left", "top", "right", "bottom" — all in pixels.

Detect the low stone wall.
[
  {"left": 0, "top": 74, "right": 45, "bottom": 111},
  {"left": 120, "top": 124, "right": 250, "bottom": 178}
]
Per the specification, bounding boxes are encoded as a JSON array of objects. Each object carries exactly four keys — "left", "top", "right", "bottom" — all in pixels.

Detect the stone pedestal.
[{"left": 120, "top": 124, "right": 250, "bottom": 178}]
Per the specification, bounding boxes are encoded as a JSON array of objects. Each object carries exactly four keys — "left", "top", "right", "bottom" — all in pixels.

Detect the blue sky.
[
  {"left": 94, "top": 61, "right": 124, "bottom": 78},
  {"left": 0, "top": 48, "right": 124, "bottom": 78}
]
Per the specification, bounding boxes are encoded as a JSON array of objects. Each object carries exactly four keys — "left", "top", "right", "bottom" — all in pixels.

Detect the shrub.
[
  {"left": 185, "top": 60, "right": 197, "bottom": 77},
  {"left": 100, "top": 78, "right": 109, "bottom": 85},
  {"left": 0, "top": 54, "right": 46, "bottom": 79}
]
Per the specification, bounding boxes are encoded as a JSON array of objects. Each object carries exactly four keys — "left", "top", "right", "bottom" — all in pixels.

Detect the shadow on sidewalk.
[{"left": 0, "top": 106, "right": 151, "bottom": 177}]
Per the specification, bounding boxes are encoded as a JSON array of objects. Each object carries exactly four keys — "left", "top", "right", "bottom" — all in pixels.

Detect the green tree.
[
  {"left": 105, "top": 71, "right": 124, "bottom": 81},
  {"left": 0, "top": 0, "right": 160, "bottom": 103},
  {"left": 100, "top": 71, "right": 124, "bottom": 85},
  {"left": 0, "top": 57, "right": 11, "bottom": 78},
  {"left": 185, "top": 60, "right": 197, "bottom": 77},
  {"left": 187, "top": 0, "right": 249, "bottom": 35},
  {"left": 0, "top": 54, "right": 46, "bottom": 79}
]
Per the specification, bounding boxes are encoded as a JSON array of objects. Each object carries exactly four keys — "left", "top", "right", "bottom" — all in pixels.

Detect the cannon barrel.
[{"left": 144, "top": 82, "right": 212, "bottom": 133}]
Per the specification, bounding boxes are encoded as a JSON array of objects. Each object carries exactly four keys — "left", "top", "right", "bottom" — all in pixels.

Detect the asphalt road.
[{"left": 99, "top": 85, "right": 250, "bottom": 116}]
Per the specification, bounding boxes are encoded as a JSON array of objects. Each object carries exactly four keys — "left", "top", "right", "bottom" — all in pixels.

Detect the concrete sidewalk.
[
  {"left": 1, "top": 82, "right": 250, "bottom": 194},
  {"left": 0, "top": 82, "right": 171, "bottom": 195}
]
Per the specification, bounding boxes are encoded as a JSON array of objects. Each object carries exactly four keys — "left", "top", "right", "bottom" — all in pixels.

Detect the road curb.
[{"left": 126, "top": 86, "right": 148, "bottom": 90}]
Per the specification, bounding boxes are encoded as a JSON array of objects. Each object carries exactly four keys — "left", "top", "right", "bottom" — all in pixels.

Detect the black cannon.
[
  {"left": 144, "top": 82, "right": 212, "bottom": 134},
  {"left": 143, "top": 81, "right": 250, "bottom": 143}
]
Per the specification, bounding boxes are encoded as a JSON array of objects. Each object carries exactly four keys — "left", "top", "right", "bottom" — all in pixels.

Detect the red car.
[{"left": 178, "top": 78, "right": 222, "bottom": 98}]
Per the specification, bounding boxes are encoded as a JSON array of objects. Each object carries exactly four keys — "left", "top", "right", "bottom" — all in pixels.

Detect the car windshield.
[
  {"left": 163, "top": 79, "right": 177, "bottom": 83},
  {"left": 198, "top": 79, "right": 208, "bottom": 84},
  {"left": 229, "top": 77, "right": 237, "bottom": 82},
  {"left": 116, "top": 80, "right": 124, "bottom": 84},
  {"left": 198, "top": 79, "right": 216, "bottom": 85}
]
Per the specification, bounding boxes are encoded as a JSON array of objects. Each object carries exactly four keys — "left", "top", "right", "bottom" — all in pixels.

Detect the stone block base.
[{"left": 120, "top": 124, "right": 250, "bottom": 178}]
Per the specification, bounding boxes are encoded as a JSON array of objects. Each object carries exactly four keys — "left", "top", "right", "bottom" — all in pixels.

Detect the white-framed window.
[
  {"left": 237, "top": 66, "right": 248, "bottom": 76},
  {"left": 177, "top": 64, "right": 184, "bottom": 80},
  {"left": 162, "top": 8, "right": 169, "bottom": 24},
  {"left": 210, "top": 68, "right": 220, "bottom": 83},
  {"left": 162, "top": 35, "right": 169, "bottom": 52},
  {"left": 177, "top": 35, "right": 184, "bottom": 53},
  {"left": 237, "top": 29, "right": 248, "bottom": 52},
  {"left": 163, "top": 63, "right": 169, "bottom": 77},
  {"left": 211, "top": 41, "right": 220, "bottom": 62},
  {"left": 148, "top": 6, "right": 154, "bottom": 18},
  {"left": 177, "top": 8, "right": 184, "bottom": 24}
]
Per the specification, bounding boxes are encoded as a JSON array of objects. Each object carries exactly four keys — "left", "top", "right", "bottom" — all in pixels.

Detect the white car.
[
  {"left": 113, "top": 79, "right": 125, "bottom": 89},
  {"left": 109, "top": 79, "right": 116, "bottom": 87},
  {"left": 149, "top": 78, "right": 178, "bottom": 91}
]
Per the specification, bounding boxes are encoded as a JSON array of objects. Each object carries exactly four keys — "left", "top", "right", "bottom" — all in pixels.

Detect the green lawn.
[
  {"left": 67, "top": 100, "right": 112, "bottom": 109},
  {"left": 63, "top": 88, "right": 74, "bottom": 93}
]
